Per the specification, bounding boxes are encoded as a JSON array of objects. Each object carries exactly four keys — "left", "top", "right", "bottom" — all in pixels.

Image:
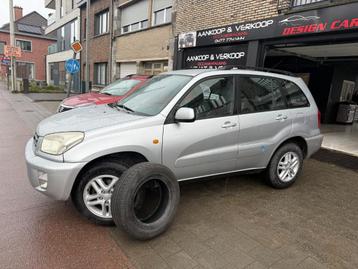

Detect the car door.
[
  {"left": 162, "top": 75, "right": 239, "bottom": 180},
  {"left": 237, "top": 75, "right": 293, "bottom": 170}
]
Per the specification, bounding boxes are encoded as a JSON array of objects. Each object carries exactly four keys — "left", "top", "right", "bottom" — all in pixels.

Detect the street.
[{"left": 1, "top": 83, "right": 358, "bottom": 269}]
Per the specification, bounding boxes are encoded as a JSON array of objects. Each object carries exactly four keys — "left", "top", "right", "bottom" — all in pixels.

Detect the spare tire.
[{"left": 111, "top": 163, "right": 180, "bottom": 240}]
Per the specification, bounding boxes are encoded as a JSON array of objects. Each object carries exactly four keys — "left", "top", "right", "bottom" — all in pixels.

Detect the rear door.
[
  {"left": 162, "top": 75, "right": 239, "bottom": 180},
  {"left": 237, "top": 75, "right": 293, "bottom": 170}
]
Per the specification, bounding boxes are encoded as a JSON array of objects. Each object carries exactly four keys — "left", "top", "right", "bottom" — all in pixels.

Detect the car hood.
[
  {"left": 36, "top": 105, "right": 145, "bottom": 136},
  {"left": 62, "top": 92, "right": 122, "bottom": 107}
]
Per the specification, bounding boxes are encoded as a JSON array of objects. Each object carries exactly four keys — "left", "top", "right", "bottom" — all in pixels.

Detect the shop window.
[
  {"left": 180, "top": 76, "right": 235, "bottom": 120},
  {"left": 94, "top": 63, "right": 108, "bottom": 85},
  {"left": 153, "top": 7, "right": 172, "bottom": 26},
  {"left": 95, "top": 10, "right": 109, "bottom": 35},
  {"left": 239, "top": 76, "right": 287, "bottom": 114},
  {"left": 16, "top": 62, "right": 35, "bottom": 80},
  {"left": 16, "top": 39, "right": 32, "bottom": 52}
]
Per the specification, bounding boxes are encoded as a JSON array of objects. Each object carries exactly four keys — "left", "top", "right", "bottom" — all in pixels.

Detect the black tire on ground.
[
  {"left": 266, "top": 143, "right": 303, "bottom": 189},
  {"left": 71, "top": 158, "right": 132, "bottom": 226},
  {"left": 111, "top": 163, "right": 180, "bottom": 240}
]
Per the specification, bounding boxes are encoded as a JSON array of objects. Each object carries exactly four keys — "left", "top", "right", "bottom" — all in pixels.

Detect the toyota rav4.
[{"left": 25, "top": 69, "right": 323, "bottom": 226}]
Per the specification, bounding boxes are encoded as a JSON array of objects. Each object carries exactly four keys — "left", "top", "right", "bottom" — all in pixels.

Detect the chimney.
[{"left": 14, "top": 6, "right": 23, "bottom": 21}]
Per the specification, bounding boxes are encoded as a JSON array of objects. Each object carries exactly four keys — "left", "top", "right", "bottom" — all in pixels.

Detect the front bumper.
[
  {"left": 25, "top": 139, "right": 86, "bottom": 200},
  {"left": 305, "top": 134, "right": 324, "bottom": 158}
]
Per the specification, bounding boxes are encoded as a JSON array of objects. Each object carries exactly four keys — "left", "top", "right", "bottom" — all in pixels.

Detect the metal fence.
[{"left": 292, "top": 0, "right": 326, "bottom": 7}]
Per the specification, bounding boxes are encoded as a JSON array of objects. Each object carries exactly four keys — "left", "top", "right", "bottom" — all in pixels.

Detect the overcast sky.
[{"left": 0, "top": 0, "right": 52, "bottom": 27}]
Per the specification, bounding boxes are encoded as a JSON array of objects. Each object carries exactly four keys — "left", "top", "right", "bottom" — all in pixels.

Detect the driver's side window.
[{"left": 179, "top": 76, "right": 235, "bottom": 120}]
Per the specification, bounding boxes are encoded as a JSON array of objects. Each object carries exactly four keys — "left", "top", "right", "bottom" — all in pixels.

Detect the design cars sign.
[
  {"left": 183, "top": 45, "right": 248, "bottom": 69},
  {"left": 178, "top": 2, "right": 358, "bottom": 48}
]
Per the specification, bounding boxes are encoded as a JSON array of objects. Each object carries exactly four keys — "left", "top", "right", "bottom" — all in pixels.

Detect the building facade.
[
  {"left": 0, "top": 7, "right": 56, "bottom": 81},
  {"left": 78, "top": 0, "right": 113, "bottom": 90},
  {"left": 174, "top": 0, "right": 358, "bottom": 123},
  {"left": 114, "top": 0, "right": 174, "bottom": 79},
  {"left": 45, "top": 0, "right": 81, "bottom": 90}
]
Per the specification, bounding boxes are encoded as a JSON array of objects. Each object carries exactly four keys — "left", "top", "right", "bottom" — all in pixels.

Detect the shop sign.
[
  {"left": 4, "top": 46, "right": 21, "bottom": 58},
  {"left": 178, "top": 2, "right": 358, "bottom": 49},
  {"left": 183, "top": 45, "right": 248, "bottom": 69}
]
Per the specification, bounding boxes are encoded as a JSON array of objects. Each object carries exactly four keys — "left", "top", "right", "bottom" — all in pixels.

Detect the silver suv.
[{"left": 25, "top": 69, "right": 323, "bottom": 225}]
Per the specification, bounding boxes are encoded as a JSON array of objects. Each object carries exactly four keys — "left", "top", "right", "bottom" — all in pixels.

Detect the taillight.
[{"left": 317, "top": 110, "right": 321, "bottom": 129}]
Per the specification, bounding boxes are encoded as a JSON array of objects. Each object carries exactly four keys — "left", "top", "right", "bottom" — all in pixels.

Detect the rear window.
[{"left": 281, "top": 81, "right": 310, "bottom": 108}]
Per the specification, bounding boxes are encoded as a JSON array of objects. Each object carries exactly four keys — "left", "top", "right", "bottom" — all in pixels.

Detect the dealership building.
[{"left": 174, "top": 0, "right": 358, "bottom": 125}]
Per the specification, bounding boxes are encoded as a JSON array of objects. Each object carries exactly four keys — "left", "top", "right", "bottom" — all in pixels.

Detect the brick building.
[
  {"left": 78, "top": 0, "right": 113, "bottom": 89},
  {"left": 174, "top": 0, "right": 358, "bottom": 123},
  {"left": 0, "top": 7, "right": 56, "bottom": 81},
  {"left": 113, "top": 0, "right": 173, "bottom": 78}
]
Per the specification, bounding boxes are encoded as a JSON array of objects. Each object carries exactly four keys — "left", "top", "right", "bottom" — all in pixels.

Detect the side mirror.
[{"left": 174, "top": 107, "right": 195, "bottom": 123}]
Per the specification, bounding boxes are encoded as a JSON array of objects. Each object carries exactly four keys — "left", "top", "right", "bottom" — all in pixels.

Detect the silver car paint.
[{"left": 26, "top": 69, "right": 323, "bottom": 200}]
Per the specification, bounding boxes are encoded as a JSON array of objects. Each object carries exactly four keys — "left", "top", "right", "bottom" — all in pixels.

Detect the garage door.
[{"left": 120, "top": 62, "right": 137, "bottom": 78}]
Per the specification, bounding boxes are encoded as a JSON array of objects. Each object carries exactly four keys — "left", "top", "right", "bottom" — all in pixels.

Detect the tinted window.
[
  {"left": 239, "top": 76, "right": 286, "bottom": 114},
  {"left": 281, "top": 80, "right": 310, "bottom": 108},
  {"left": 180, "top": 76, "right": 235, "bottom": 120}
]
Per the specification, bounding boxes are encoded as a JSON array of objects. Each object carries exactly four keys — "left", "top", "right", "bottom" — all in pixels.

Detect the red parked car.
[{"left": 57, "top": 75, "right": 152, "bottom": 112}]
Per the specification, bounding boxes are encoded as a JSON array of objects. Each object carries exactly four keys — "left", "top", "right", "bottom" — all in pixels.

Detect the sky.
[{"left": 0, "top": 0, "right": 52, "bottom": 27}]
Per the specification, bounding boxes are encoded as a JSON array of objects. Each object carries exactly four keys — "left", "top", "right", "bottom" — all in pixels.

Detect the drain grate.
[{"left": 23, "top": 110, "right": 34, "bottom": 113}]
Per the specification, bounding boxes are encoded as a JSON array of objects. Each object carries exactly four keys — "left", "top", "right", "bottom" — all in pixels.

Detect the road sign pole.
[
  {"left": 67, "top": 52, "right": 77, "bottom": 98},
  {"left": 9, "top": 0, "right": 16, "bottom": 92}
]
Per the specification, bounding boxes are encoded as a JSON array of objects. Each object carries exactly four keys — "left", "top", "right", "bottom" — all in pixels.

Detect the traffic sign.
[
  {"left": 4, "top": 45, "right": 22, "bottom": 58},
  {"left": 1, "top": 56, "right": 11, "bottom": 66},
  {"left": 65, "top": 59, "right": 80, "bottom": 74},
  {"left": 71, "top": 41, "right": 83, "bottom": 54}
]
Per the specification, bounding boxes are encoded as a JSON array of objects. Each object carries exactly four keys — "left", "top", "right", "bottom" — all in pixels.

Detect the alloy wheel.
[{"left": 277, "top": 152, "right": 300, "bottom": 182}]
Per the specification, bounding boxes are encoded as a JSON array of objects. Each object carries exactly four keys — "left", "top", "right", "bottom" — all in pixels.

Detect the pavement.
[
  {"left": 0, "top": 83, "right": 133, "bottom": 269},
  {"left": 1, "top": 81, "right": 358, "bottom": 269}
]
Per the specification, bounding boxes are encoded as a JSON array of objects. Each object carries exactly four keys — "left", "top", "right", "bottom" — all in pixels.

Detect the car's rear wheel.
[
  {"left": 111, "top": 163, "right": 180, "bottom": 240},
  {"left": 266, "top": 143, "right": 303, "bottom": 189},
  {"left": 72, "top": 159, "right": 131, "bottom": 226}
]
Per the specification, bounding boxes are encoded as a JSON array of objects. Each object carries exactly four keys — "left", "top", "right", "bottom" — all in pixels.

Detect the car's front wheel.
[{"left": 71, "top": 159, "right": 131, "bottom": 225}]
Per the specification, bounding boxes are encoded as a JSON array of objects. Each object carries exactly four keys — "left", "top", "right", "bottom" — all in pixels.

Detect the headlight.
[{"left": 40, "top": 132, "right": 84, "bottom": 155}]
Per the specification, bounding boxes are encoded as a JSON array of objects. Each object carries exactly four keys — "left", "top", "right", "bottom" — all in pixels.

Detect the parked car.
[
  {"left": 57, "top": 75, "right": 152, "bottom": 112},
  {"left": 26, "top": 68, "right": 323, "bottom": 238}
]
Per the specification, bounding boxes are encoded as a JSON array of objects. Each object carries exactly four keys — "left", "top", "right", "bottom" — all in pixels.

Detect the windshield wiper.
[
  {"left": 102, "top": 92, "right": 112, "bottom": 96},
  {"left": 115, "top": 104, "right": 135, "bottom": 113}
]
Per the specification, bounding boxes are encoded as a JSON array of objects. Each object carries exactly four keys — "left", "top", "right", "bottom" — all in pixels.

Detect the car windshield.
[
  {"left": 100, "top": 79, "right": 142, "bottom": 96},
  {"left": 116, "top": 75, "right": 192, "bottom": 116}
]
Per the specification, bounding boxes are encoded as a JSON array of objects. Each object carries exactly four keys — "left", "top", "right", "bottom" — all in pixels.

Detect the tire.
[
  {"left": 71, "top": 158, "right": 132, "bottom": 226},
  {"left": 266, "top": 143, "right": 303, "bottom": 189},
  {"left": 111, "top": 163, "right": 180, "bottom": 240}
]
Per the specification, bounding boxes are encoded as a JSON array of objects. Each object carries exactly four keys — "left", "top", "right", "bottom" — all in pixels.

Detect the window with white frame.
[
  {"left": 95, "top": 10, "right": 109, "bottom": 35},
  {"left": 120, "top": 0, "right": 149, "bottom": 34},
  {"left": 0, "top": 42, "right": 6, "bottom": 54},
  {"left": 60, "top": 0, "right": 64, "bottom": 18},
  {"left": 94, "top": 63, "right": 108, "bottom": 85},
  {"left": 16, "top": 39, "right": 32, "bottom": 52},
  {"left": 70, "top": 20, "right": 78, "bottom": 42},
  {"left": 122, "top": 20, "right": 148, "bottom": 34},
  {"left": 153, "top": 7, "right": 172, "bottom": 25},
  {"left": 152, "top": 0, "right": 172, "bottom": 26}
]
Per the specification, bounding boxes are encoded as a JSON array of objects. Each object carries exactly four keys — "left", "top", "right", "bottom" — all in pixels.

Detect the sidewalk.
[{"left": 0, "top": 82, "right": 133, "bottom": 269}]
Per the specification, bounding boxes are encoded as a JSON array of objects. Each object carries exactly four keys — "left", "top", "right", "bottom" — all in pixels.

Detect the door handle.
[
  {"left": 221, "top": 121, "right": 237, "bottom": 129},
  {"left": 276, "top": 114, "right": 288, "bottom": 121}
]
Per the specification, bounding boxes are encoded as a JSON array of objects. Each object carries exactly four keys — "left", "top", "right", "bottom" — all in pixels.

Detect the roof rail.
[{"left": 218, "top": 65, "right": 297, "bottom": 77}]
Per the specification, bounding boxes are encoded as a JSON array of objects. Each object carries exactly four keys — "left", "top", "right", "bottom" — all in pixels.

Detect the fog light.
[{"left": 38, "top": 171, "right": 48, "bottom": 189}]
